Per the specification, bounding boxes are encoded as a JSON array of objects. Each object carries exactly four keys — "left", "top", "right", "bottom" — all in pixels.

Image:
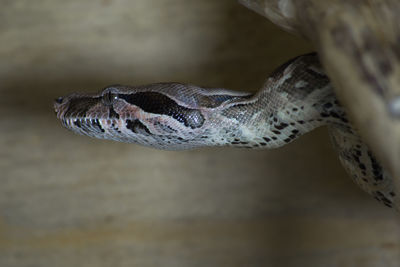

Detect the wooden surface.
[{"left": 1, "top": 0, "right": 399, "bottom": 266}]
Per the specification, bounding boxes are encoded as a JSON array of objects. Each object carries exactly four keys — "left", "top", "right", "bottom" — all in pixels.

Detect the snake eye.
[{"left": 102, "top": 91, "right": 118, "bottom": 106}]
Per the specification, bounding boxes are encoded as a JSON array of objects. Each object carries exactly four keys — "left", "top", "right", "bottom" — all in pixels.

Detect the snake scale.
[{"left": 54, "top": 53, "right": 397, "bottom": 210}]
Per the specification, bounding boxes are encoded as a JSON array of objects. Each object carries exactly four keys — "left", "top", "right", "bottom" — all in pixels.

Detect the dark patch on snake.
[
  {"left": 73, "top": 120, "right": 82, "bottom": 128},
  {"left": 153, "top": 121, "right": 177, "bottom": 134},
  {"left": 109, "top": 107, "right": 120, "bottom": 119},
  {"left": 368, "top": 150, "right": 384, "bottom": 181},
  {"left": 374, "top": 190, "right": 393, "bottom": 207},
  {"left": 275, "top": 123, "right": 288, "bottom": 130},
  {"left": 304, "top": 68, "right": 329, "bottom": 83},
  {"left": 92, "top": 119, "right": 105, "bottom": 133},
  {"left": 119, "top": 92, "right": 204, "bottom": 129},
  {"left": 64, "top": 97, "right": 100, "bottom": 118},
  {"left": 55, "top": 97, "right": 63, "bottom": 104},
  {"left": 126, "top": 119, "right": 151, "bottom": 135}
]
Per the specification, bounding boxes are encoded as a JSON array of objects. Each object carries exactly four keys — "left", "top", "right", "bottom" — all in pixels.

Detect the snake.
[{"left": 54, "top": 53, "right": 397, "bottom": 210}]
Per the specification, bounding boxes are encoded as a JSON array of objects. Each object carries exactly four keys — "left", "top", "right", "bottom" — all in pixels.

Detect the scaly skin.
[{"left": 54, "top": 53, "right": 397, "bottom": 210}]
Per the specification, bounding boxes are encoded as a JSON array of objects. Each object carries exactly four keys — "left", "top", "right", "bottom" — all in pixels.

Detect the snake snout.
[
  {"left": 55, "top": 97, "right": 64, "bottom": 104},
  {"left": 53, "top": 97, "right": 65, "bottom": 117}
]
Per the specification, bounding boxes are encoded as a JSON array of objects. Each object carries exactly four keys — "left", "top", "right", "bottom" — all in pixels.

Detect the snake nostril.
[{"left": 55, "top": 97, "right": 63, "bottom": 104}]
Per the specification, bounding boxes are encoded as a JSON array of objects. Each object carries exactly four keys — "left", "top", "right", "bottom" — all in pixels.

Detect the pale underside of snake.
[{"left": 54, "top": 53, "right": 397, "bottom": 210}]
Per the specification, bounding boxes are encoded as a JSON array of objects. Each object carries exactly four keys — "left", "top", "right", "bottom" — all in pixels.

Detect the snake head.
[{"left": 54, "top": 83, "right": 252, "bottom": 150}]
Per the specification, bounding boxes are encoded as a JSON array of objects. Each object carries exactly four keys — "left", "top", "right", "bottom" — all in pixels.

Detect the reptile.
[{"left": 54, "top": 53, "right": 397, "bottom": 210}]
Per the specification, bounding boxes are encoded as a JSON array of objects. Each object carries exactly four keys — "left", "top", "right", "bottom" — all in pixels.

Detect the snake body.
[{"left": 54, "top": 53, "right": 397, "bottom": 209}]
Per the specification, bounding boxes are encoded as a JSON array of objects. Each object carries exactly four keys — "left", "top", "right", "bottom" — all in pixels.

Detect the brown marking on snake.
[
  {"left": 126, "top": 119, "right": 151, "bottom": 134},
  {"left": 118, "top": 92, "right": 205, "bottom": 129},
  {"left": 64, "top": 97, "right": 100, "bottom": 118}
]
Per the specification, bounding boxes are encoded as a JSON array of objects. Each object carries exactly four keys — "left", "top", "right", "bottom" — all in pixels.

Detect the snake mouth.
[
  {"left": 53, "top": 97, "right": 65, "bottom": 118},
  {"left": 60, "top": 116, "right": 114, "bottom": 140},
  {"left": 54, "top": 94, "right": 155, "bottom": 143},
  {"left": 54, "top": 93, "right": 110, "bottom": 137}
]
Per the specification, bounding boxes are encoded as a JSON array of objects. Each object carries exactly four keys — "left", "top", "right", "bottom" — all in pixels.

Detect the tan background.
[{"left": 1, "top": 0, "right": 399, "bottom": 266}]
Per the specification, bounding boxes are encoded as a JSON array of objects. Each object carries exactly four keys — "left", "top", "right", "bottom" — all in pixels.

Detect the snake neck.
[{"left": 210, "top": 54, "right": 349, "bottom": 149}]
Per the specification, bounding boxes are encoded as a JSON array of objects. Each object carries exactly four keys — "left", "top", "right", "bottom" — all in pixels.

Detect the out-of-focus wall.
[{"left": 0, "top": 0, "right": 399, "bottom": 266}]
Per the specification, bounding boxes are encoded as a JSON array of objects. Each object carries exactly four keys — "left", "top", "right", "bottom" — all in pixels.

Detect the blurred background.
[{"left": 1, "top": 0, "right": 399, "bottom": 266}]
